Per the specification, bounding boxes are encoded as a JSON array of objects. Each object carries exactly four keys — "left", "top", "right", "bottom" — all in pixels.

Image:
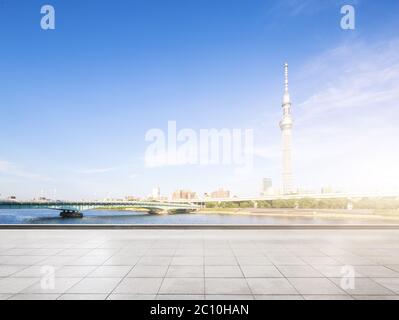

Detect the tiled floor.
[{"left": 1, "top": 229, "right": 399, "bottom": 300}]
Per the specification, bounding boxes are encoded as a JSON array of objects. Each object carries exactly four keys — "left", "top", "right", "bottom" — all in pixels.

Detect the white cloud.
[
  {"left": 77, "top": 167, "right": 117, "bottom": 174},
  {"left": 291, "top": 38, "right": 399, "bottom": 192},
  {"left": 0, "top": 160, "right": 51, "bottom": 181}
]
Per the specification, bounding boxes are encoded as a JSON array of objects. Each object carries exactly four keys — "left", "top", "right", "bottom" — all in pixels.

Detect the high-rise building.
[
  {"left": 261, "top": 178, "right": 273, "bottom": 195},
  {"left": 152, "top": 186, "right": 160, "bottom": 199},
  {"left": 279, "top": 63, "right": 294, "bottom": 194},
  {"left": 172, "top": 190, "right": 197, "bottom": 201},
  {"left": 210, "top": 188, "right": 230, "bottom": 199}
]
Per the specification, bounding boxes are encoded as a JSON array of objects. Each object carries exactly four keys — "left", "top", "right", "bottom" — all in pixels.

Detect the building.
[
  {"left": 279, "top": 63, "right": 294, "bottom": 194},
  {"left": 151, "top": 186, "right": 161, "bottom": 200},
  {"left": 172, "top": 190, "right": 197, "bottom": 201},
  {"left": 321, "top": 186, "right": 334, "bottom": 194},
  {"left": 210, "top": 188, "right": 230, "bottom": 199},
  {"left": 261, "top": 178, "right": 273, "bottom": 196}
]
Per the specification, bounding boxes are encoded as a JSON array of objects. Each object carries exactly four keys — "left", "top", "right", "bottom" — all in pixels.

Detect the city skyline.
[{"left": 1, "top": 0, "right": 399, "bottom": 200}]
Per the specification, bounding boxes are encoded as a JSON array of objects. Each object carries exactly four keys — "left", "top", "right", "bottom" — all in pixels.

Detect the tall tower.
[{"left": 279, "top": 63, "right": 293, "bottom": 194}]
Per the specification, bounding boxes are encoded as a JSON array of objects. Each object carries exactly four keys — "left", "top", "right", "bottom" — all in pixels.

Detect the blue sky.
[{"left": 1, "top": 0, "right": 399, "bottom": 200}]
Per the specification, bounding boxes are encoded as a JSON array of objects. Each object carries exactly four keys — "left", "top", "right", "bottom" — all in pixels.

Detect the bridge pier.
[{"left": 60, "top": 210, "right": 83, "bottom": 218}]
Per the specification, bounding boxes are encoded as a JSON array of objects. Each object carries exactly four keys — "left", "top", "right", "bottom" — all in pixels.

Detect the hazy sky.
[{"left": 1, "top": 0, "right": 399, "bottom": 200}]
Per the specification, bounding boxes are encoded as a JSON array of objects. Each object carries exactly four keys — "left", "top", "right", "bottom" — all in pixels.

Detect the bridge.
[{"left": 0, "top": 200, "right": 200, "bottom": 218}]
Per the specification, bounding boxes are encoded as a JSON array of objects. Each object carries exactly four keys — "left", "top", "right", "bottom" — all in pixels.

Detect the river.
[{"left": 0, "top": 209, "right": 397, "bottom": 224}]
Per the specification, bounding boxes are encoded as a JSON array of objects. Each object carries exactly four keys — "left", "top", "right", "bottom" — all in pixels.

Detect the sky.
[{"left": 0, "top": 0, "right": 399, "bottom": 200}]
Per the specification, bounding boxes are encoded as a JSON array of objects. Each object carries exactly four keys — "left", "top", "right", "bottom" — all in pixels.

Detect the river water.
[{"left": 0, "top": 209, "right": 397, "bottom": 225}]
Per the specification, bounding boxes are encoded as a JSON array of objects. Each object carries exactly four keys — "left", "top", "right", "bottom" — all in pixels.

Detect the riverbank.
[{"left": 198, "top": 208, "right": 399, "bottom": 221}]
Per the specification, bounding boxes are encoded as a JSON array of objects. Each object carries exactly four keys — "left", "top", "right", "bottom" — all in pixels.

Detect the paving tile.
[
  {"left": 157, "top": 294, "right": 205, "bottom": 300},
  {"left": 354, "top": 266, "right": 399, "bottom": 277},
  {"left": 386, "top": 265, "right": 399, "bottom": 273},
  {"left": 67, "top": 256, "right": 110, "bottom": 266},
  {"left": 3, "top": 256, "right": 48, "bottom": 265},
  {"left": 205, "top": 266, "right": 243, "bottom": 278},
  {"left": 372, "top": 278, "right": 399, "bottom": 294},
  {"left": 301, "top": 257, "right": 341, "bottom": 266},
  {"left": 9, "top": 294, "right": 60, "bottom": 300},
  {"left": 145, "top": 248, "right": 175, "bottom": 256},
  {"left": 12, "top": 265, "right": 59, "bottom": 278},
  {"left": 277, "top": 265, "right": 323, "bottom": 278},
  {"left": 303, "top": 295, "right": 354, "bottom": 300},
  {"left": 0, "top": 278, "right": 39, "bottom": 294},
  {"left": 353, "top": 295, "right": 399, "bottom": 300},
  {"left": 0, "top": 265, "right": 26, "bottom": 277},
  {"left": 254, "top": 295, "right": 303, "bottom": 300},
  {"left": 204, "top": 257, "right": 237, "bottom": 266},
  {"left": 58, "top": 294, "right": 107, "bottom": 300},
  {"left": 102, "top": 255, "right": 140, "bottom": 266},
  {"left": 67, "top": 278, "right": 121, "bottom": 294},
  {"left": 269, "top": 256, "right": 306, "bottom": 266},
  {"left": 330, "top": 277, "right": 396, "bottom": 295},
  {"left": 205, "top": 278, "right": 251, "bottom": 295},
  {"left": 35, "top": 256, "right": 77, "bottom": 266},
  {"left": 247, "top": 278, "right": 297, "bottom": 295},
  {"left": 113, "top": 278, "right": 163, "bottom": 294},
  {"left": 57, "top": 249, "right": 92, "bottom": 256},
  {"left": 288, "top": 278, "right": 345, "bottom": 295},
  {"left": 107, "top": 294, "right": 156, "bottom": 300},
  {"left": 0, "top": 293, "right": 13, "bottom": 300},
  {"left": 206, "top": 295, "right": 254, "bottom": 300},
  {"left": 22, "top": 277, "right": 82, "bottom": 294},
  {"left": 171, "top": 257, "right": 203, "bottom": 266},
  {"left": 56, "top": 266, "right": 97, "bottom": 277},
  {"left": 313, "top": 265, "right": 364, "bottom": 277},
  {"left": 88, "top": 266, "right": 131, "bottom": 277},
  {"left": 333, "top": 256, "right": 379, "bottom": 266},
  {"left": 138, "top": 257, "right": 172, "bottom": 266},
  {"left": 166, "top": 266, "right": 204, "bottom": 278},
  {"left": 159, "top": 278, "right": 204, "bottom": 294},
  {"left": 127, "top": 265, "right": 168, "bottom": 278},
  {"left": 175, "top": 249, "right": 204, "bottom": 256},
  {"left": 241, "top": 266, "right": 283, "bottom": 278},
  {"left": 237, "top": 256, "right": 272, "bottom": 266}
]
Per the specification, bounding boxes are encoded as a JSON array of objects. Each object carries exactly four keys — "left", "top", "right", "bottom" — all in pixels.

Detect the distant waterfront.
[{"left": 0, "top": 209, "right": 398, "bottom": 225}]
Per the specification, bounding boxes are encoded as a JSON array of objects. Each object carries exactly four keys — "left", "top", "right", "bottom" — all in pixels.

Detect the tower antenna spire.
[
  {"left": 280, "top": 62, "right": 293, "bottom": 194},
  {"left": 284, "top": 62, "right": 289, "bottom": 91}
]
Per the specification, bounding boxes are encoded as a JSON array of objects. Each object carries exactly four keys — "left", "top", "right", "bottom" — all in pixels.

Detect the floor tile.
[
  {"left": 107, "top": 294, "right": 156, "bottom": 300},
  {"left": 247, "top": 278, "right": 297, "bottom": 295},
  {"left": 127, "top": 265, "right": 168, "bottom": 277},
  {"left": 166, "top": 266, "right": 204, "bottom": 278},
  {"left": 288, "top": 278, "right": 345, "bottom": 295},
  {"left": 204, "top": 257, "right": 237, "bottom": 266},
  {"left": 22, "top": 277, "right": 82, "bottom": 294},
  {"left": 58, "top": 294, "right": 107, "bottom": 300},
  {"left": 277, "top": 265, "right": 322, "bottom": 278},
  {"left": 113, "top": 278, "right": 163, "bottom": 294},
  {"left": 56, "top": 266, "right": 97, "bottom": 277},
  {"left": 9, "top": 294, "right": 60, "bottom": 300},
  {"left": 159, "top": 278, "right": 204, "bottom": 294},
  {"left": 0, "top": 278, "right": 39, "bottom": 294},
  {"left": 171, "top": 257, "right": 203, "bottom": 266},
  {"left": 88, "top": 266, "right": 131, "bottom": 277},
  {"left": 241, "top": 266, "right": 282, "bottom": 278},
  {"left": 205, "top": 278, "right": 251, "bottom": 295},
  {"left": 67, "top": 278, "right": 121, "bottom": 294},
  {"left": 372, "top": 278, "right": 399, "bottom": 294},
  {"left": 205, "top": 266, "right": 243, "bottom": 278}
]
